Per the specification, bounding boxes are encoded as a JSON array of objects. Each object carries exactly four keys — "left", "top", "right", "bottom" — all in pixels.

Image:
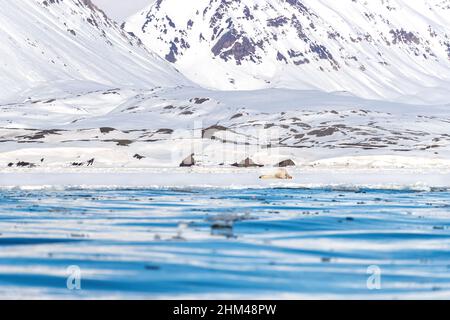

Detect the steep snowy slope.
[
  {"left": 92, "top": 0, "right": 155, "bottom": 21},
  {"left": 0, "top": 0, "right": 189, "bottom": 101},
  {"left": 125, "top": 0, "right": 450, "bottom": 103}
]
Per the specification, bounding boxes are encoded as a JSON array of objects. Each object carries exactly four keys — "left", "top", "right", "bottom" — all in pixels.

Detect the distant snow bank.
[
  {"left": 1, "top": 166, "right": 449, "bottom": 191},
  {"left": 310, "top": 155, "right": 450, "bottom": 169},
  {"left": 2, "top": 87, "right": 449, "bottom": 187}
]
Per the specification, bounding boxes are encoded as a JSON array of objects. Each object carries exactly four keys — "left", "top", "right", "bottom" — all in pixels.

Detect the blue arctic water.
[{"left": 0, "top": 188, "right": 449, "bottom": 299}]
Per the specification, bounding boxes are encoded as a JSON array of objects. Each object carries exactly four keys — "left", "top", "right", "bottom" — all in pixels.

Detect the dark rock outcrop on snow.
[
  {"left": 277, "top": 159, "right": 296, "bottom": 167},
  {"left": 180, "top": 154, "right": 195, "bottom": 167},
  {"left": 202, "top": 125, "right": 228, "bottom": 139},
  {"left": 231, "top": 158, "right": 263, "bottom": 168}
]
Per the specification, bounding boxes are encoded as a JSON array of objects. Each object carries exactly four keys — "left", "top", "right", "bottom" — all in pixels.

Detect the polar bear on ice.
[{"left": 259, "top": 168, "right": 293, "bottom": 180}]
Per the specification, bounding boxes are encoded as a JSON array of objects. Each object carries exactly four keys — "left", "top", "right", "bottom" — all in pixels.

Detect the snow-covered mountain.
[
  {"left": 0, "top": 0, "right": 190, "bottom": 101},
  {"left": 0, "top": 0, "right": 449, "bottom": 174},
  {"left": 125, "top": 0, "right": 450, "bottom": 103}
]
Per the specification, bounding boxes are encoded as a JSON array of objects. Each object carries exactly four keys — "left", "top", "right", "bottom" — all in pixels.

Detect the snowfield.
[
  {"left": 1, "top": 168, "right": 450, "bottom": 191},
  {"left": 0, "top": 0, "right": 449, "bottom": 189},
  {"left": 1, "top": 85, "right": 449, "bottom": 188}
]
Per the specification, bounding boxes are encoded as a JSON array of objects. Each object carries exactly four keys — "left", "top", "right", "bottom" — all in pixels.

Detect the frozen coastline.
[
  {"left": 1, "top": 87, "right": 449, "bottom": 192},
  {"left": 1, "top": 166, "right": 450, "bottom": 191}
]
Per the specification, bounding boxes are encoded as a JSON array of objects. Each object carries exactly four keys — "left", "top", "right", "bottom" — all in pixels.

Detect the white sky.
[{"left": 92, "top": 0, "right": 155, "bottom": 22}]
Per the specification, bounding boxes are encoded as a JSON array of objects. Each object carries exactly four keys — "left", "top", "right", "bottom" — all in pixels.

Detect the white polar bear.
[{"left": 259, "top": 168, "right": 293, "bottom": 180}]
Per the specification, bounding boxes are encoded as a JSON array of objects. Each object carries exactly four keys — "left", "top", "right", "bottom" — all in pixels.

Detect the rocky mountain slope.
[
  {"left": 0, "top": 0, "right": 189, "bottom": 101},
  {"left": 125, "top": 0, "right": 450, "bottom": 103}
]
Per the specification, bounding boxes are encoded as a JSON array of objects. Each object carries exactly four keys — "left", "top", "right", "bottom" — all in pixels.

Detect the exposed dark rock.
[
  {"left": 276, "top": 52, "right": 288, "bottom": 63},
  {"left": 190, "top": 97, "right": 209, "bottom": 104},
  {"left": 240, "top": 4, "right": 252, "bottom": 19},
  {"left": 165, "top": 41, "right": 178, "bottom": 63},
  {"left": 156, "top": 128, "right": 174, "bottom": 134},
  {"left": 20, "top": 133, "right": 45, "bottom": 140},
  {"left": 445, "top": 42, "right": 450, "bottom": 59},
  {"left": 134, "top": 154, "right": 145, "bottom": 160},
  {"left": 310, "top": 43, "right": 334, "bottom": 60},
  {"left": 102, "top": 90, "right": 119, "bottom": 95},
  {"left": 277, "top": 159, "right": 296, "bottom": 167},
  {"left": 390, "top": 29, "right": 420, "bottom": 45},
  {"left": 202, "top": 125, "right": 228, "bottom": 139},
  {"left": 308, "top": 127, "right": 339, "bottom": 137},
  {"left": 288, "top": 49, "right": 304, "bottom": 58},
  {"left": 104, "top": 139, "right": 133, "bottom": 146},
  {"left": 100, "top": 127, "right": 116, "bottom": 134},
  {"left": 87, "top": 158, "right": 95, "bottom": 166},
  {"left": 71, "top": 162, "right": 84, "bottom": 167},
  {"left": 211, "top": 30, "right": 257, "bottom": 64},
  {"left": 180, "top": 154, "right": 195, "bottom": 167},
  {"left": 286, "top": 0, "right": 310, "bottom": 13},
  {"left": 293, "top": 58, "right": 310, "bottom": 65},
  {"left": 230, "top": 113, "right": 243, "bottom": 120},
  {"left": 267, "top": 16, "right": 288, "bottom": 27},
  {"left": 166, "top": 15, "right": 176, "bottom": 28},
  {"left": 17, "top": 129, "right": 62, "bottom": 141},
  {"left": 16, "top": 161, "right": 35, "bottom": 168},
  {"left": 41, "top": 129, "right": 62, "bottom": 135},
  {"left": 232, "top": 157, "right": 263, "bottom": 168}
]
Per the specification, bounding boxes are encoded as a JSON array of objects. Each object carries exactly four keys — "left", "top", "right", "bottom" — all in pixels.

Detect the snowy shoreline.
[{"left": 1, "top": 167, "right": 449, "bottom": 191}]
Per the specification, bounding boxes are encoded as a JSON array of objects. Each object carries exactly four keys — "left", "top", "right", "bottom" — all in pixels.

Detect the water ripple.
[{"left": 0, "top": 188, "right": 449, "bottom": 299}]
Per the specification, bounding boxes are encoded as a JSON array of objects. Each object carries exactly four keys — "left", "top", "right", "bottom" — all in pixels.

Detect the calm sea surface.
[{"left": 0, "top": 188, "right": 449, "bottom": 299}]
